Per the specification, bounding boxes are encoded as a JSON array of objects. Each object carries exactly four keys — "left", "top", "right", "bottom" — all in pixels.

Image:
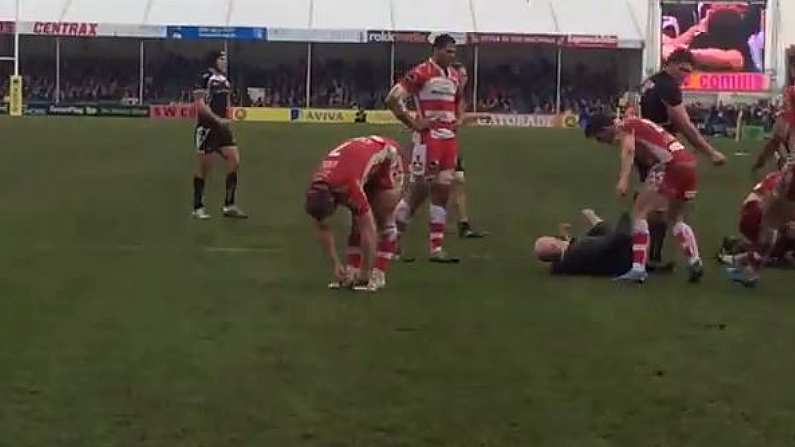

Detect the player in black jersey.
[
  {"left": 641, "top": 49, "right": 725, "bottom": 162},
  {"left": 636, "top": 48, "right": 726, "bottom": 270},
  {"left": 192, "top": 50, "right": 247, "bottom": 219}
]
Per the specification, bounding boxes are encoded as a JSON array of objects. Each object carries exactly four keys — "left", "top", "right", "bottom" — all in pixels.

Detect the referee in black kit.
[{"left": 634, "top": 48, "right": 727, "bottom": 270}]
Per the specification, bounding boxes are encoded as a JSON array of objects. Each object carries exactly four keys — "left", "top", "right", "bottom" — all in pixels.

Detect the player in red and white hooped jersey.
[
  {"left": 586, "top": 114, "right": 706, "bottom": 284},
  {"left": 305, "top": 136, "right": 407, "bottom": 291},
  {"left": 781, "top": 87, "right": 795, "bottom": 127},
  {"left": 740, "top": 171, "right": 784, "bottom": 247},
  {"left": 753, "top": 73, "right": 795, "bottom": 173},
  {"left": 385, "top": 34, "right": 463, "bottom": 263},
  {"left": 768, "top": 160, "right": 795, "bottom": 239},
  {"left": 725, "top": 170, "right": 795, "bottom": 286},
  {"left": 751, "top": 111, "right": 793, "bottom": 173},
  {"left": 719, "top": 171, "right": 795, "bottom": 274}
]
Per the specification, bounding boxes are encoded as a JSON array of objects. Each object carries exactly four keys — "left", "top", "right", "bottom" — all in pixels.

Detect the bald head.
[{"left": 534, "top": 237, "right": 568, "bottom": 263}]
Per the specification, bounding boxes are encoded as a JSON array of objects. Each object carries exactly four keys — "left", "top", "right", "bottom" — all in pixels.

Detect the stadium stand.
[
  {"left": 0, "top": 0, "right": 791, "bottom": 118},
  {"left": 0, "top": 0, "right": 646, "bottom": 110}
]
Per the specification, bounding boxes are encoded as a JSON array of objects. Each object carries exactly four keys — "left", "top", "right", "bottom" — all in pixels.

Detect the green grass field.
[{"left": 1, "top": 117, "right": 794, "bottom": 446}]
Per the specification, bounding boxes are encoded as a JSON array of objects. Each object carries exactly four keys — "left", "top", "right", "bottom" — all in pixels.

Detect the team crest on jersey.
[
  {"left": 430, "top": 84, "right": 457, "bottom": 96},
  {"left": 392, "top": 166, "right": 405, "bottom": 189}
]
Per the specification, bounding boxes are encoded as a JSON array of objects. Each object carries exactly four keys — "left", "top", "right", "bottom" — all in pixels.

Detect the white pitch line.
[
  {"left": 201, "top": 247, "right": 281, "bottom": 253},
  {"left": 32, "top": 244, "right": 282, "bottom": 254},
  {"left": 115, "top": 245, "right": 145, "bottom": 252}
]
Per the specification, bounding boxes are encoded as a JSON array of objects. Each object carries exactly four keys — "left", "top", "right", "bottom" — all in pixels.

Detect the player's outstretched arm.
[
  {"left": 616, "top": 133, "right": 636, "bottom": 197},
  {"left": 668, "top": 103, "right": 726, "bottom": 165},
  {"left": 385, "top": 84, "right": 429, "bottom": 132},
  {"left": 669, "top": 16, "right": 707, "bottom": 48},
  {"left": 752, "top": 136, "right": 782, "bottom": 173},
  {"left": 455, "top": 95, "right": 470, "bottom": 129},
  {"left": 345, "top": 181, "right": 378, "bottom": 282},
  {"left": 314, "top": 220, "right": 345, "bottom": 281},
  {"left": 753, "top": 117, "right": 790, "bottom": 172},
  {"left": 691, "top": 49, "right": 745, "bottom": 72},
  {"left": 355, "top": 210, "right": 378, "bottom": 282}
]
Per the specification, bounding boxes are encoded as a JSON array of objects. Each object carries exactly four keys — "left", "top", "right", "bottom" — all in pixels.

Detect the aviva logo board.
[{"left": 290, "top": 108, "right": 357, "bottom": 123}]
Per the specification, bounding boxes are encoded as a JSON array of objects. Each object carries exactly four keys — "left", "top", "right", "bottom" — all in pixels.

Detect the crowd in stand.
[
  {"left": 241, "top": 59, "right": 387, "bottom": 109},
  {"left": 0, "top": 55, "right": 783, "bottom": 134},
  {"left": 1, "top": 56, "right": 620, "bottom": 113},
  {"left": 685, "top": 100, "right": 779, "bottom": 136},
  {"left": 474, "top": 60, "right": 619, "bottom": 115},
  {"left": 241, "top": 62, "right": 307, "bottom": 108},
  {"left": 1, "top": 60, "right": 139, "bottom": 104}
]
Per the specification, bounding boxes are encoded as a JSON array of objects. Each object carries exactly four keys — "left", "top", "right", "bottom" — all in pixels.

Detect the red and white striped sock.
[
  {"left": 748, "top": 251, "right": 763, "bottom": 271},
  {"left": 375, "top": 223, "right": 398, "bottom": 272},
  {"left": 395, "top": 199, "right": 411, "bottom": 228},
  {"left": 672, "top": 221, "right": 700, "bottom": 264},
  {"left": 632, "top": 219, "right": 650, "bottom": 271},
  {"left": 429, "top": 204, "right": 447, "bottom": 255},
  {"left": 346, "top": 228, "right": 362, "bottom": 271},
  {"left": 747, "top": 228, "right": 778, "bottom": 276}
]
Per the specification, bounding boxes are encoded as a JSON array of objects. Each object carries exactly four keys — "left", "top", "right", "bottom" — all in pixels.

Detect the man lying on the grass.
[{"left": 534, "top": 209, "right": 633, "bottom": 276}]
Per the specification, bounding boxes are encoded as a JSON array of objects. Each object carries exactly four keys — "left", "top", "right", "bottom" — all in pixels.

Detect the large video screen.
[{"left": 661, "top": 1, "right": 766, "bottom": 73}]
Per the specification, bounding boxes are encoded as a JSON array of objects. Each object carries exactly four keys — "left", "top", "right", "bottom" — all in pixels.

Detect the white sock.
[{"left": 395, "top": 199, "right": 411, "bottom": 226}]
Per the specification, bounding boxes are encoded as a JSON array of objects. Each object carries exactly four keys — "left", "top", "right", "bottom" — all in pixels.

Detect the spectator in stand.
[{"left": 10, "top": 50, "right": 783, "bottom": 124}]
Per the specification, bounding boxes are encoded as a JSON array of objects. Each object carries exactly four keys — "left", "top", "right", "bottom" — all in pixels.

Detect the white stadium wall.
[
  {"left": 781, "top": 0, "right": 795, "bottom": 46},
  {"left": 22, "top": 0, "right": 795, "bottom": 95},
  {"left": 778, "top": 0, "right": 794, "bottom": 86}
]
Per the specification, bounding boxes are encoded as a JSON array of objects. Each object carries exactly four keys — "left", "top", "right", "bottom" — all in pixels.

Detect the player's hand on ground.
[
  {"left": 616, "top": 179, "right": 630, "bottom": 197},
  {"left": 710, "top": 151, "right": 727, "bottom": 166},
  {"left": 328, "top": 264, "right": 354, "bottom": 290},
  {"left": 334, "top": 263, "right": 348, "bottom": 282}
]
